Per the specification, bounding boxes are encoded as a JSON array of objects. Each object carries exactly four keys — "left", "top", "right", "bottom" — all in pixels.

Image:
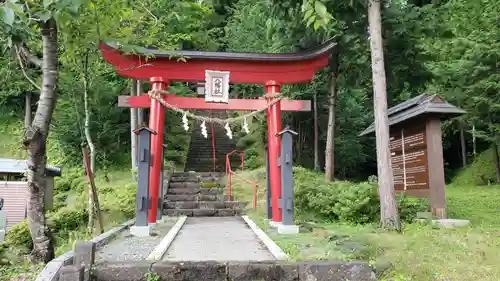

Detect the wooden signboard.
[
  {"left": 390, "top": 124, "right": 429, "bottom": 193},
  {"left": 361, "top": 94, "right": 466, "bottom": 219},
  {"left": 389, "top": 118, "right": 447, "bottom": 218}
]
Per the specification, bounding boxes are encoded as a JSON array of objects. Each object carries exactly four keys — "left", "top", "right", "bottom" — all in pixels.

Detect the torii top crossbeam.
[{"left": 100, "top": 39, "right": 337, "bottom": 84}]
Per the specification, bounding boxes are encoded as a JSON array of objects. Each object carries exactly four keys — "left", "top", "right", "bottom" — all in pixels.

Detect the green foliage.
[
  {"left": 396, "top": 194, "right": 429, "bottom": 222},
  {"left": 54, "top": 168, "right": 86, "bottom": 194},
  {"left": 294, "top": 168, "right": 429, "bottom": 223},
  {"left": 100, "top": 182, "right": 137, "bottom": 218},
  {"left": 236, "top": 167, "right": 427, "bottom": 224},
  {"left": 242, "top": 147, "right": 264, "bottom": 170},
  {"left": 294, "top": 167, "right": 380, "bottom": 223},
  {"left": 145, "top": 272, "right": 160, "bottom": 281},
  {"left": 236, "top": 166, "right": 429, "bottom": 224},
  {"left": 4, "top": 168, "right": 138, "bottom": 257},
  {"left": 0, "top": 115, "right": 25, "bottom": 158},
  {"left": 4, "top": 220, "right": 32, "bottom": 251},
  {"left": 453, "top": 148, "right": 498, "bottom": 185},
  {"left": 48, "top": 207, "right": 89, "bottom": 234},
  {"left": 301, "top": 0, "right": 334, "bottom": 30}
]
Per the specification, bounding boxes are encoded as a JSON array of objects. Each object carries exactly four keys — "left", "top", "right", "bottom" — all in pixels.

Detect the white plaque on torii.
[{"left": 204, "top": 70, "right": 230, "bottom": 103}]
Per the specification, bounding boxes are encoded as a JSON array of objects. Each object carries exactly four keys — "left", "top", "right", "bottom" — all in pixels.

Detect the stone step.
[
  {"left": 168, "top": 182, "right": 224, "bottom": 189},
  {"left": 168, "top": 182, "right": 202, "bottom": 189},
  {"left": 166, "top": 187, "right": 223, "bottom": 195},
  {"left": 188, "top": 142, "right": 235, "bottom": 145},
  {"left": 187, "top": 145, "right": 235, "bottom": 150},
  {"left": 163, "top": 208, "right": 244, "bottom": 217},
  {"left": 169, "top": 175, "right": 222, "bottom": 183},
  {"left": 164, "top": 200, "right": 245, "bottom": 209},
  {"left": 171, "top": 172, "right": 223, "bottom": 177},
  {"left": 165, "top": 194, "right": 223, "bottom": 201}
]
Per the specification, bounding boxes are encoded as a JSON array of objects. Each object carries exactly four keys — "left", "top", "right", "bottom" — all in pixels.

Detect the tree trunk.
[
  {"left": 137, "top": 80, "right": 144, "bottom": 127},
  {"left": 23, "top": 18, "right": 57, "bottom": 263},
  {"left": 130, "top": 80, "right": 138, "bottom": 170},
  {"left": 493, "top": 142, "right": 500, "bottom": 183},
  {"left": 25, "top": 92, "right": 32, "bottom": 128},
  {"left": 472, "top": 124, "right": 477, "bottom": 161},
  {"left": 325, "top": 48, "right": 339, "bottom": 181},
  {"left": 367, "top": 0, "right": 401, "bottom": 230},
  {"left": 313, "top": 93, "right": 320, "bottom": 171},
  {"left": 131, "top": 80, "right": 138, "bottom": 170},
  {"left": 459, "top": 122, "right": 466, "bottom": 167},
  {"left": 83, "top": 53, "right": 96, "bottom": 232}
]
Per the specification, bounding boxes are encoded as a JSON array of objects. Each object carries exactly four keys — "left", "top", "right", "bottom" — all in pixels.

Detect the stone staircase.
[
  {"left": 163, "top": 172, "right": 246, "bottom": 217},
  {"left": 184, "top": 110, "right": 238, "bottom": 172}
]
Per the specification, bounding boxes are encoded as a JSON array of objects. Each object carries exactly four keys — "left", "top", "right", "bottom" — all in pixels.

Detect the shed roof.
[
  {"left": 360, "top": 94, "right": 466, "bottom": 136},
  {"left": 0, "top": 158, "right": 62, "bottom": 177}
]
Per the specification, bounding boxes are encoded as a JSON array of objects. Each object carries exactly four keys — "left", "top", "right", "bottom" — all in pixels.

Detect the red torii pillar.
[
  {"left": 148, "top": 77, "right": 167, "bottom": 223},
  {"left": 265, "top": 81, "right": 283, "bottom": 223},
  {"left": 100, "top": 38, "right": 337, "bottom": 225}
]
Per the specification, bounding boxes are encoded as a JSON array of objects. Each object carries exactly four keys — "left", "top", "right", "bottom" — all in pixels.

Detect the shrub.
[
  {"left": 54, "top": 168, "right": 86, "bottom": 194},
  {"left": 4, "top": 208, "right": 90, "bottom": 252},
  {"left": 100, "top": 183, "right": 136, "bottom": 219},
  {"left": 243, "top": 147, "right": 264, "bottom": 170},
  {"left": 4, "top": 220, "right": 32, "bottom": 250},
  {"left": 292, "top": 166, "right": 428, "bottom": 224},
  {"left": 397, "top": 194, "right": 429, "bottom": 222},
  {"left": 453, "top": 148, "right": 497, "bottom": 185},
  {"left": 294, "top": 167, "right": 380, "bottom": 223},
  {"left": 48, "top": 207, "right": 88, "bottom": 234},
  {"left": 53, "top": 193, "right": 68, "bottom": 209}
]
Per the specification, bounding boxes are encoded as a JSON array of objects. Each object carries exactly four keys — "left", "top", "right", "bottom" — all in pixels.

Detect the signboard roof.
[{"left": 360, "top": 94, "right": 466, "bottom": 136}]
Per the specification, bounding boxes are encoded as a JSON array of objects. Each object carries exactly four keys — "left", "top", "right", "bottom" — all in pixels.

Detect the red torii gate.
[{"left": 100, "top": 39, "right": 336, "bottom": 224}]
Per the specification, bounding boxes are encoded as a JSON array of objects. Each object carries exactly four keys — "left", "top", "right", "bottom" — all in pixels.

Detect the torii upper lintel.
[{"left": 99, "top": 38, "right": 337, "bottom": 84}]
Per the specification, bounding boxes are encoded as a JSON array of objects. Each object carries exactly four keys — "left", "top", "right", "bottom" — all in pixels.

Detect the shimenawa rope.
[{"left": 147, "top": 89, "right": 283, "bottom": 125}]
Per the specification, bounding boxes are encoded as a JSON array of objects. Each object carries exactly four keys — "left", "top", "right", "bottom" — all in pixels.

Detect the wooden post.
[
  {"left": 73, "top": 240, "right": 96, "bottom": 281},
  {"left": 132, "top": 127, "right": 156, "bottom": 236},
  {"left": 265, "top": 146, "right": 272, "bottom": 220},
  {"left": 82, "top": 146, "right": 104, "bottom": 234},
  {"left": 426, "top": 118, "right": 447, "bottom": 218},
  {"left": 277, "top": 126, "right": 299, "bottom": 234}
]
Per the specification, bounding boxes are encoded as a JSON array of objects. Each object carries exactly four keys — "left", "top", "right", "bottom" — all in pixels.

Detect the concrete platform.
[{"left": 161, "top": 217, "right": 275, "bottom": 261}]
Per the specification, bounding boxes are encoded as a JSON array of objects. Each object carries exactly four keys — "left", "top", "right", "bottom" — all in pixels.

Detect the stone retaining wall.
[{"left": 92, "top": 260, "right": 376, "bottom": 281}]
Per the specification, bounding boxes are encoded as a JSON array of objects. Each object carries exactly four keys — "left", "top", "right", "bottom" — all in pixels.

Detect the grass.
[
  {"left": 230, "top": 168, "right": 500, "bottom": 281},
  {"left": 0, "top": 117, "right": 26, "bottom": 159},
  {"left": 453, "top": 148, "right": 498, "bottom": 186}
]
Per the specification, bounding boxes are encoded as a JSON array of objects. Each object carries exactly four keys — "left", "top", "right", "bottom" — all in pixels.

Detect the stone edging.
[
  {"left": 93, "top": 260, "right": 376, "bottom": 281},
  {"left": 146, "top": 216, "right": 188, "bottom": 261},
  {"left": 240, "top": 215, "right": 289, "bottom": 260},
  {"left": 35, "top": 219, "right": 135, "bottom": 281}
]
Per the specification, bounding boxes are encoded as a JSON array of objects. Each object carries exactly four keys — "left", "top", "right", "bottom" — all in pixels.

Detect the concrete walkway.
[{"left": 162, "top": 217, "right": 275, "bottom": 261}]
